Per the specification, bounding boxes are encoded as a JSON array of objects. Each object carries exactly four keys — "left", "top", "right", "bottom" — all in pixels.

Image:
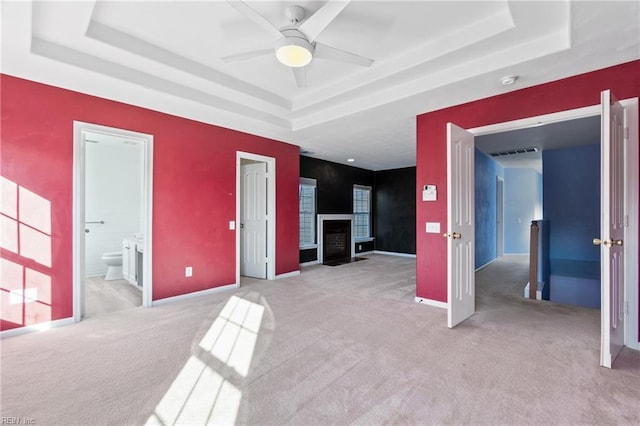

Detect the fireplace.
[
  {"left": 317, "top": 214, "right": 355, "bottom": 265},
  {"left": 323, "top": 220, "right": 351, "bottom": 264}
]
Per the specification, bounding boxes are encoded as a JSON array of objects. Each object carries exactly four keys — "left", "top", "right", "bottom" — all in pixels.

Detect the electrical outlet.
[
  {"left": 185, "top": 266, "right": 193, "bottom": 277},
  {"left": 358, "top": 244, "right": 362, "bottom": 251}
]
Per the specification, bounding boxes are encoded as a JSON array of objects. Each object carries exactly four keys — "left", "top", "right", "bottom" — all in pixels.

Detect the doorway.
[
  {"left": 449, "top": 98, "right": 639, "bottom": 353},
  {"left": 72, "top": 122, "right": 153, "bottom": 321},
  {"left": 236, "top": 152, "right": 276, "bottom": 284}
]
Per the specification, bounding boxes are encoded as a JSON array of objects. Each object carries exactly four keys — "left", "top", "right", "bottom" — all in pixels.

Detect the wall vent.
[{"left": 489, "top": 147, "right": 538, "bottom": 157}]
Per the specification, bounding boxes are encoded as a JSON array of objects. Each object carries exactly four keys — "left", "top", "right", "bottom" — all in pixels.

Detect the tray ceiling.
[{"left": 2, "top": 1, "right": 638, "bottom": 170}]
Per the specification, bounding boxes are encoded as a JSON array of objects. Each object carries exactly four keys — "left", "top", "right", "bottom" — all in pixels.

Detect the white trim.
[
  {"left": 317, "top": 214, "right": 355, "bottom": 264},
  {"left": 152, "top": 283, "right": 238, "bottom": 306},
  {"left": 623, "top": 98, "right": 639, "bottom": 350},
  {"left": 236, "top": 152, "right": 276, "bottom": 283},
  {"left": 415, "top": 297, "right": 448, "bottom": 309},
  {"left": 358, "top": 250, "right": 376, "bottom": 256},
  {"left": 374, "top": 250, "right": 416, "bottom": 258},
  {"left": 469, "top": 104, "right": 601, "bottom": 135},
  {"left": 468, "top": 97, "right": 639, "bottom": 350},
  {"left": 299, "top": 177, "right": 317, "bottom": 186},
  {"left": 299, "top": 244, "right": 318, "bottom": 250},
  {"left": 275, "top": 270, "right": 300, "bottom": 279},
  {"left": 503, "top": 252, "right": 530, "bottom": 256},
  {"left": 354, "top": 237, "right": 375, "bottom": 243},
  {"left": 73, "top": 122, "right": 154, "bottom": 324},
  {"left": 475, "top": 258, "right": 498, "bottom": 272},
  {"left": 300, "top": 260, "right": 319, "bottom": 267},
  {"left": 1, "top": 317, "right": 75, "bottom": 339}
]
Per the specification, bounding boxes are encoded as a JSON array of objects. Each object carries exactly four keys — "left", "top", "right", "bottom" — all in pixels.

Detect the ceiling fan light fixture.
[{"left": 275, "top": 37, "right": 314, "bottom": 68}]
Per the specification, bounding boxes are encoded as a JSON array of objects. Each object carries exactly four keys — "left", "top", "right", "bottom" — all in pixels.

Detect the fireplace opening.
[{"left": 323, "top": 220, "right": 351, "bottom": 265}]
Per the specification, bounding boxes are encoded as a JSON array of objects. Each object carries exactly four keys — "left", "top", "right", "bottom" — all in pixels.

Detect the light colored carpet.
[
  {"left": 1, "top": 254, "right": 638, "bottom": 425},
  {"left": 85, "top": 276, "right": 142, "bottom": 317}
]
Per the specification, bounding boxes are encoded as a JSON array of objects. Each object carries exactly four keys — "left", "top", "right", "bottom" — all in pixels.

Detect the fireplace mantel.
[{"left": 317, "top": 214, "right": 355, "bottom": 264}]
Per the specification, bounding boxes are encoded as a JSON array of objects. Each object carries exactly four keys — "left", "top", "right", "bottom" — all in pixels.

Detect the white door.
[
  {"left": 598, "top": 90, "right": 626, "bottom": 368},
  {"left": 447, "top": 123, "right": 475, "bottom": 328},
  {"left": 241, "top": 162, "right": 267, "bottom": 279}
]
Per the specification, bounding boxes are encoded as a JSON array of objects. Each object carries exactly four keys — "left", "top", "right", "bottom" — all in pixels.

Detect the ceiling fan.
[{"left": 222, "top": 0, "right": 374, "bottom": 88}]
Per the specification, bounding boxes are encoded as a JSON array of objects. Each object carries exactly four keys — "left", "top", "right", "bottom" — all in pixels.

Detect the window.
[
  {"left": 299, "top": 178, "right": 316, "bottom": 247},
  {"left": 353, "top": 185, "right": 371, "bottom": 240}
]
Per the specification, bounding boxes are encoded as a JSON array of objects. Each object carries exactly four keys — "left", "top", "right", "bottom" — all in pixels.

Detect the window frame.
[
  {"left": 299, "top": 177, "right": 317, "bottom": 249},
  {"left": 353, "top": 184, "right": 373, "bottom": 242}
]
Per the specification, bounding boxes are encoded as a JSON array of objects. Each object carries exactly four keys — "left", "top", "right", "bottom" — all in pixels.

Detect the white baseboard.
[
  {"left": 504, "top": 253, "right": 529, "bottom": 256},
  {"left": 153, "top": 283, "right": 238, "bottom": 306},
  {"left": 275, "top": 270, "right": 300, "bottom": 279},
  {"left": 475, "top": 258, "right": 497, "bottom": 272},
  {"left": 357, "top": 251, "right": 375, "bottom": 256},
  {"left": 415, "top": 297, "right": 448, "bottom": 309},
  {"left": 300, "top": 260, "right": 319, "bottom": 267},
  {"left": 1, "top": 317, "right": 76, "bottom": 339},
  {"left": 374, "top": 251, "right": 417, "bottom": 258}
]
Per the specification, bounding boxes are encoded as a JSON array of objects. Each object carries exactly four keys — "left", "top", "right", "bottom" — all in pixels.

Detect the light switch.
[
  {"left": 229, "top": 221, "right": 235, "bottom": 230},
  {"left": 426, "top": 222, "right": 440, "bottom": 233}
]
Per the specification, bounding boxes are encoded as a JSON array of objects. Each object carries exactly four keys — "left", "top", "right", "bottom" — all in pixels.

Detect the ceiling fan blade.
[
  {"left": 227, "top": 1, "right": 283, "bottom": 39},
  {"left": 314, "top": 42, "right": 374, "bottom": 67},
  {"left": 293, "top": 67, "right": 307, "bottom": 88},
  {"left": 298, "top": 0, "right": 351, "bottom": 43},
  {"left": 222, "top": 49, "right": 273, "bottom": 63}
]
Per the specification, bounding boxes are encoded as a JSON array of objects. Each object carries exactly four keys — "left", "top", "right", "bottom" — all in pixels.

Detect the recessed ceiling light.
[
  {"left": 501, "top": 75, "right": 518, "bottom": 86},
  {"left": 347, "top": 158, "right": 355, "bottom": 162}
]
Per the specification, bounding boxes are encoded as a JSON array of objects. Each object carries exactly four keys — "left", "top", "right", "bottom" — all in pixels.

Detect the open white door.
[
  {"left": 240, "top": 162, "right": 267, "bottom": 279},
  {"left": 447, "top": 123, "right": 475, "bottom": 328},
  {"left": 598, "top": 90, "right": 626, "bottom": 368}
]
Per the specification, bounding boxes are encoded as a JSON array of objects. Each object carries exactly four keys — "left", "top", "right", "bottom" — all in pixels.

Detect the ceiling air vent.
[{"left": 489, "top": 147, "right": 538, "bottom": 157}]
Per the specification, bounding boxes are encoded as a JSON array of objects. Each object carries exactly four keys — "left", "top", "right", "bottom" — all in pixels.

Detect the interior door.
[
  {"left": 447, "top": 123, "right": 475, "bottom": 328},
  {"left": 598, "top": 90, "right": 626, "bottom": 368},
  {"left": 240, "top": 162, "right": 267, "bottom": 279}
]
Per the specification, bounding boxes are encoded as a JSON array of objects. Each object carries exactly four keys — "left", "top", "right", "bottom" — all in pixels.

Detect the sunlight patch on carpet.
[{"left": 146, "top": 295, "right": 265, "bottom": 425}]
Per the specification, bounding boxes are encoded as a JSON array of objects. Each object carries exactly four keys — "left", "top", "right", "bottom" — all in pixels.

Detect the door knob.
[
  {"left": 443, "top": 232, "right": 462, "bottom": 239},
  {"left": 593, "top": 238, "right": 614, "bottom": 248}
]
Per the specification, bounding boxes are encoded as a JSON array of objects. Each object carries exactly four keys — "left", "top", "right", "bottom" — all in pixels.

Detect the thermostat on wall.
[{"left": 422, "top": 185, "right": 437, "bottom": 201}]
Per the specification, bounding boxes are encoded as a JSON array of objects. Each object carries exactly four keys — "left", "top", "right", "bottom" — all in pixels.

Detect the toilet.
[{"left": 102, "top": 251, "right": 123, "bottom": 280}]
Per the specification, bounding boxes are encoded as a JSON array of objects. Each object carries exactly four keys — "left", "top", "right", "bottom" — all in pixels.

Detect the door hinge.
[
  {"left": 624, "top": 127, "right": 629, "bottom": 140},
  {"left": 625, "top": 300, "right": 629, "bottom": 316}
]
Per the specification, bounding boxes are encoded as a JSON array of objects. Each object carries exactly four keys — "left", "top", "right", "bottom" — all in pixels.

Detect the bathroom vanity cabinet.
[{"left": 122, "top": 239, "right": 138, "bottom": 285}]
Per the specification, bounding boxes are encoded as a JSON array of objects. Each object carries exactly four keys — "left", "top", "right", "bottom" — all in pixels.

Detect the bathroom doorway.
[{"left": 72, "top": 122, "right": 153, "bottom": 321}]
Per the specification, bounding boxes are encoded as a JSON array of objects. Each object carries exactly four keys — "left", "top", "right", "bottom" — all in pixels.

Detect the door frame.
[
  {"left": 72, "top": 121, "right": 154, "bottom": 321},
  {"left": 468, "top": 98, "right": 639, "bottom": 350},
  {"left": 236, "top": 151, "right": 276, "bottom": 284},
  {"left": 496, "top": 176, "right": 504, "bottom": 257}
]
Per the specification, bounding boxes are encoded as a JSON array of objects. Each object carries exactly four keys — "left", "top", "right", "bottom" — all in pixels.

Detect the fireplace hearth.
[{"left": 322, "top": 220, "right": 351, "bottom": 265}]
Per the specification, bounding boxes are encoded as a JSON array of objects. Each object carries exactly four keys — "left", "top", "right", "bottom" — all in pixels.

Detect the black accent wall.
[
  {"left": 374, "top": 167, "right": 416, "bottom": 254},
  {"left": 300, "top": 156, "right": 374, "bottom": 263},
  {"left": 301, "top": 156, "right": 374, "bottom": 214},
  {"left": 299, "top": 156, "right": 416, "bottom": 263}
]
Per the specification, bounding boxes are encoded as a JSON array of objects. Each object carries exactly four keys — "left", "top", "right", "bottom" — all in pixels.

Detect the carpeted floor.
[
  {"left": 1, "top": 254, "right": 638, "bottom": 425},
  {"left": 85, "top": 276, "right": 142, "bottom": 318}
]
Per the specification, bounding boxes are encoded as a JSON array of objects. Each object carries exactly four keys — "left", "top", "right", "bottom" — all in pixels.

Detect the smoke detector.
[{"left": 501, "top": 75, "right": 518, "bottom": 86}]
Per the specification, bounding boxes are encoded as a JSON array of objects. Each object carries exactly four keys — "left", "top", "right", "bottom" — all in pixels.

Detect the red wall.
[
  {"left": 416, "top": 60, "right": 640, "bottom": 302},
  {"left": 0, "top": 75, "right": 300, "bottom": 331}
]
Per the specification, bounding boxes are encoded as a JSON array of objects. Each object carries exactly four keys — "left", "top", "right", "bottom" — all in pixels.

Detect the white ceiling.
[
  {"left": 2, "top": 1, "right": 638, "bottom": 170},
  {"left": 475, "top": 115, "right": 600, "bottom": 172}
]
